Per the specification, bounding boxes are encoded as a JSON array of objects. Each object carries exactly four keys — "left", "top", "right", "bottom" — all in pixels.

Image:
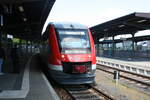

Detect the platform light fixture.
[
  {"left": 0, "top": 15, "right": 3, "bottom": 26},
  {"left": 19, "top": 6, "right": 24, "bottom": 12},
  {"left": 137, "top": 19, "right": 146, "bottom": 23},
  {"left": 118, "top": 24, "right": 125, "bottom": 28},
  {"left": 7, "top": 34, "right": 13, "bottom": 39},
  {"left": 104, "top": 29, "right": 108, "bottom": 31},
  {"left": 23, "top": 18, "right": 27, "bottom": 22},
  {"left": 99, "top": 38, "right": 104, "bottom": 42}
]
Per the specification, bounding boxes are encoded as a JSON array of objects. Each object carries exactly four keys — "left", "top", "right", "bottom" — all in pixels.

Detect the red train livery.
[{"left": 41, "top": 22, "right": 96, "bottom": 84}]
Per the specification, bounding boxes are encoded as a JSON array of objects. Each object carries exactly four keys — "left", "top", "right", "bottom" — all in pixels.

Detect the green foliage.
[{"left": 12, "top": 38, "right": 20, "bottom": 43}]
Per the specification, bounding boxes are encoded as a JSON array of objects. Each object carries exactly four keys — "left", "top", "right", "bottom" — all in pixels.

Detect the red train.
[{"left": 41, "top": 22, "right": 96, "bottom": 84}]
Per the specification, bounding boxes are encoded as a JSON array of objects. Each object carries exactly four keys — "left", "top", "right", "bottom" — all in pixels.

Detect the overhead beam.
[
  {"left": 124, "top": 22, "right": 150, "bottom": 30},
  {"left": 0, "top": 0, "right": 42, "bottom": 4}
]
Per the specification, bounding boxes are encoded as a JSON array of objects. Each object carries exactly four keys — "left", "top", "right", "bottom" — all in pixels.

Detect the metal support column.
[
  {"left": 112, "top": 36, "right": 115, "bottom": 57},
  {"left": 131, "top": 33, "right": 135, "bottom": 57},
  {"left": 31, "top": 42, "right": 32, "bottom": 53},
  {"left": 19, "top": 39, "right": 22, "bottom": 54},
  {"left": 97, "top": 43, "right": 99, "bottom": 56},
  {"left": 135, "top": 41, "right": 137, "bottom": 51},
  {"left": 101, "top": 44, "right": 104, "bottom": 56},
  {"left": 102, "top": 44, "right": 104, "bottom": 50},
  {"left": 26, "top": 40, "right": 28, "bottom": 53}
]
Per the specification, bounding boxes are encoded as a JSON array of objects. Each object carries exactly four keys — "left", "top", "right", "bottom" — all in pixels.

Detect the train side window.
[
  {"left": 48, "top": 45, "right": 51, "bottom": 53},
  {"left": 45, "top": 39, "right": 51, "bottom": 53}
]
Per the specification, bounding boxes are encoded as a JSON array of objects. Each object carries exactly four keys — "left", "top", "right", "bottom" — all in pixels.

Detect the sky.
[{"left": 43, "top": 0, "right": 150, "bottom": 36}]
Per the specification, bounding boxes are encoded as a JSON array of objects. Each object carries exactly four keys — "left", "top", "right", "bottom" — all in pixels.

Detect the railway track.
[
  {"left": 97, "top": 64, "right": 150, "bottom": 92},
  {"left": 62, "top": 85, "right": 114, "bottom": 100}
]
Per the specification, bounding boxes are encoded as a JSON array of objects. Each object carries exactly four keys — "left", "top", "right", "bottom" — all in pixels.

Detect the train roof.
[{"left": 48, "top": 22, "right": 88, "bottom": 29}]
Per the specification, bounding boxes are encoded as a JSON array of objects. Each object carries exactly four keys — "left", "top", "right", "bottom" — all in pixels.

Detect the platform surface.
[
  {"left": 0, "top": 55, "right": 60, "bottom": 100},
  {"left": 97, "top": 56, "right": 150, "bottom": 70},
  {"left": 95, "top": 69, "right": 150, "bottom": 100}
]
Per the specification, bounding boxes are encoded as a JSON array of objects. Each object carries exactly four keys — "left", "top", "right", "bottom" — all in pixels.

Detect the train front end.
[{"left": 48, "top": 23, "right": 96, "bottom": 84}]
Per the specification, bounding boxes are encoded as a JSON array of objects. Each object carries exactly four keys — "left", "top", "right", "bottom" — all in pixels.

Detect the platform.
[
  {"left": 95, "top": 69, "right": 150, "bottom": 100},
  {"left": 97, "top": 56, "right": 150, "bottom": 76},
  {"left": 0, "top": 54, "right": 27, "bottom": 91},
  {"left": 0, "top": 74, "right": 22, "bottom": 90},
  {"left": 0, "top": 55, "right": 60, "bottom": 100}
]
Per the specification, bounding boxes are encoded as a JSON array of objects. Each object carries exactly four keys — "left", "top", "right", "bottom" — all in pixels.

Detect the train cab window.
[
  {"left": 56, "top": 29, "right": 91, "bottom": 54},
  {"left": 47, "top": 45, "right": 51, "bottom": 53},
  {"left": 46, "top": 39, "right": 51, "bottom": 53}
]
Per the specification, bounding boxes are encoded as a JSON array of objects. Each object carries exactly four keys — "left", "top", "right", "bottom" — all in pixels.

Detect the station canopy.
[
  {"left": 0, "top": 0, "right": 55, "bottom": 41},
  {"left": 90, "top": 12, "right": 150, "bottom": 43},
  {"left": 99, "top": 35, "right": 150, "bottom": 44}
]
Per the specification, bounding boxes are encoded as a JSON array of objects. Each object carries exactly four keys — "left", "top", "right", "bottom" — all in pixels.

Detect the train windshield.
[{"left": 57, "top": 29, "right": 91, "bottom": 54}]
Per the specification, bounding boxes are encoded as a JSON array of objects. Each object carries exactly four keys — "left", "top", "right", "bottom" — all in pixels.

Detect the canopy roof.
[
  {"left": 0, "top": 0, "right": 55, "bottom": 41},
  {"left": 98, "top": 35, "right": 150, "bottom": 44},
  {"left": 90, "top": 12, "right": 150, "bottom": 42}
]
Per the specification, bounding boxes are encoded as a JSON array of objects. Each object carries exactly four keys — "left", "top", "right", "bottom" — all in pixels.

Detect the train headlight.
[
  {"left": 61, "top": 55, "right": 65, "bottom": 58},
  {"left": 88, "top": 55, "right": 91, "bottom": 58}
]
